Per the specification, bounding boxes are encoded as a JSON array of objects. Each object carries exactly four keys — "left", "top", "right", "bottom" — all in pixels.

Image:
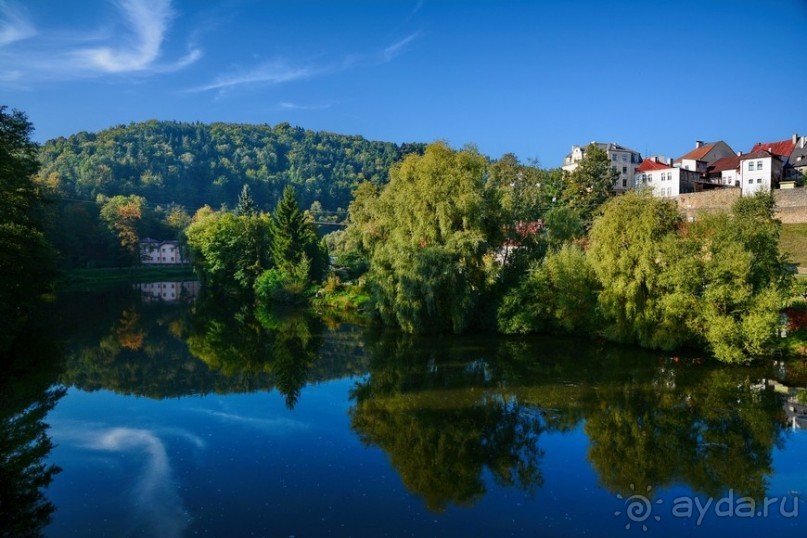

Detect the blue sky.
[{"left": 1, "top": 0, "right": 805, "bottom": 166}]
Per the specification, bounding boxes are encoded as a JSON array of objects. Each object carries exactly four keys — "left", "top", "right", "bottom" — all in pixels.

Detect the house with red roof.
[
  {"left": 749, "top": 137, "right": 796, "bottom": 160},
  {"left": 749, "top": 134, "right": 806, "bottom": 181},
  {"left": 635, "top": 157, "right": 700, "bottom": 198},
  {"left": 674, "top": 140, "right": 736, "bottom": 175},
  {"left": 706, "top": 154, "right": 742, "bottom": 186}
]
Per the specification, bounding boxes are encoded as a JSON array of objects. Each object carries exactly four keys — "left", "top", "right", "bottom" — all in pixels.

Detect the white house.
[
  {"left": 635, "top": 157, "right": 699, "bottom": 198},
  {"left": 562, "top": 142, "right": 642, "bottom": 192},
  {"left": 706, "top": 155, "right": 742, "bottom": 187},
  {"left": 749, "top": 135, "right": 799, "bottom": 181},
  {"left": 140, "top": 239, "right": 183, "bottom": 264},
  {"left": 674, "top": 140, "right": 736, "bottom": 174},
  {"left": 739, "top": 150, "right": 783, "bottom": 196}
]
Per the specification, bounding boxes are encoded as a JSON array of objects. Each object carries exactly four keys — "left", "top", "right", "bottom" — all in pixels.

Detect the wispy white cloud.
[
  {"left": 187, "top": 58, "right": 314, "bottom": 93},
  {"left": 72, "top": 0, "right": 175, "bottom": 72},
  {"left": 0, "top": 1, "right": 35, "bottom": 46},
  {"left": 0, "top": 0, "right": 200, "bottom": 84},
  {"left": 193, "top": 408, "right": 310, "bottom": 432},
  {"left": 407, "top": 1, "right": 424, "bottom": 21},
  {"left": 192, "top": 32, "right": 421, "bottom": 96},
  {"left": 383, "top": 31, "right": 421, "bottom": 62},
  {"left": 53, "top": 424, "right": 191, "bottom": 538},
  {"left": 278, "top": 101, "right": 332, "bottom": 111}
]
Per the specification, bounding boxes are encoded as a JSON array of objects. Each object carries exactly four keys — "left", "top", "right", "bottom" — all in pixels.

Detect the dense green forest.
[
  {"left": 37, "top": 120, "right": 425, "bottom": 214},
  {"left": 35, "top": 120, "right": 423, "bottom": 269}
]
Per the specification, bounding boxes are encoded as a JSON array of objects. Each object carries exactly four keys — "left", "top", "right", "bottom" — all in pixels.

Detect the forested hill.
[{"left": 37, "top": 120, "right": 425, "bottom": 214}]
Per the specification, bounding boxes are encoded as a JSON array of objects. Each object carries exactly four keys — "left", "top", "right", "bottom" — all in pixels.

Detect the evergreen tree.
[
  {"left": 269, "top": 185, "right": 326, "bottom": 281},
  {"left": 235, "top": 184, "right": 258, "bottom": 216}
]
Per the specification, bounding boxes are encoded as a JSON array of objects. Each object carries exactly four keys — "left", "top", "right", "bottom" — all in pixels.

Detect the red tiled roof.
[
  {"left": 740, "top": 149, "right": 775, "bottom": 161},
  {"left": 750, "top": 139, "right": 796, "bottom": 158},
  {"left": 675, "top": 143, "right": 716, "bottom": 163},
  {"left": 637, "top": 159, "right": 671, "bottom": 172},
  {"left": 708, "top": 155, "right": 741, "bottom": 173},
  {"left": 515, "top": 220, "right": 543, "bottom": 238}
]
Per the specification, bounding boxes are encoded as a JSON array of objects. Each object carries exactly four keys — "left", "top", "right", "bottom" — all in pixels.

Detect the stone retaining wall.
[{"left": 670, "top": 188, "right": 807, "bottom": 223}]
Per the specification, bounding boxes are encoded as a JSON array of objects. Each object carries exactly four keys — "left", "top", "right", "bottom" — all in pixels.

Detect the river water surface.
[{"left": 3, "top": 283, "right": 807, "bottom": 536}]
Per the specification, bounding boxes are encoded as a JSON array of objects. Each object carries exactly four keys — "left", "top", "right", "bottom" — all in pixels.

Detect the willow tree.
[
  {"left": 353, "top": 142, "right": 498, "bottom": 333},
  {"left": 587, "top": 190, "right": 683, "bottom": 348},
  {"left": 587, "top": 190, "right": 790, "bottom": 362}
]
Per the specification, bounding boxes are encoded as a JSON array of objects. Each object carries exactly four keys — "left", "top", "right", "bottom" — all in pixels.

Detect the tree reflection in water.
[
  {"left": 187, "top": 290, "right": 323, "bottom": 409},
  {"left": 0, "top": 322, "right": 64, "bottom": 537},
  {"left": 349, "top": 333, "right": 545, "bottom": 512},
  {"left": 53, "top": 286, "right": 791, "bottom": 514},
  {"left": 350, "top": 335, "right": 787, "bottom": 511}
]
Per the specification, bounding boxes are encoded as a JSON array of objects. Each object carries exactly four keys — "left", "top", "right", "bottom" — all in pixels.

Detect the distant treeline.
[
  {"left": 37, "top": 120, "right": 425, "bottom": 215},
  {"left": 34, "top": 120, "right": 424, "bottom": 269}
]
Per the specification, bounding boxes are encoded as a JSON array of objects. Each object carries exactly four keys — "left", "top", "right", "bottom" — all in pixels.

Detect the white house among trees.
[{"left": 140, "top": 238, "right": 183, "bottom": 264}]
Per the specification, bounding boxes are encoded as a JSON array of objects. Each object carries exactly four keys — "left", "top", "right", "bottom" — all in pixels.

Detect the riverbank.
[{"left": 58, "top": 265, "right": 196, "bottom": 291}]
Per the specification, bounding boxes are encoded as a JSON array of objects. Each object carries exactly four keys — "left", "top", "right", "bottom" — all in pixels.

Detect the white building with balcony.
[{"left": 562, "top": 142, "right": 642, "bottom": 193}]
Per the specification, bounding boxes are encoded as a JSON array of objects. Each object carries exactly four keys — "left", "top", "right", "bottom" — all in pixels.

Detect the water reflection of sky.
[{"left": 45, "top": 381, "right": 807, "bottom": 537}]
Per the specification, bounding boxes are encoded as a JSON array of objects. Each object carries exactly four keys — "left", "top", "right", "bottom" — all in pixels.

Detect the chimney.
[
  {"left": 793, "top": 133, "right": 798, "bottom": 144},
  {"left": 668, "top": 158, "right": 674, "bottom": 166},
  {"left": 695, "top": 140, "right": 704, "bottom": 148},
  {"left": 737, "top": 151, "right": 742, "bottom": 156},
  {"left": 802, "top": 137, "right": 806, "bottom": 149}
]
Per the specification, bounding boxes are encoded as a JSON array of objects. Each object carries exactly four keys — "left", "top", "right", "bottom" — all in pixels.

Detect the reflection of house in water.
[
  {"left": 768, "top": 379, "right": 807, "bottom": 430},
  {"left": 135, "top": 281, "right": 200, "bottom": 303},
  {"left": 785, "top": 401, "right": 807, "bottom": 430}
]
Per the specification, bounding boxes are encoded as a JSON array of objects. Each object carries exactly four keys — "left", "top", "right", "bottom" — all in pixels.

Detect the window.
[
  {"left": 612, "top": 166, "right": 617, "bottom": 173},
  {"left": 622, "top": 154, "right": 627, "bottom": 162},
  {"left": 757, "top": 160, "right": 763, "bottom": 169},
  {"left": 757, "top": 178, "right": 762, "bottom": 183},
  {"left": 622, "top": 178, "right": 627, "bottom": 187},
  {"left": 748, "top": 178, "right": 753, "bottom": 184},
  {"left": 642, "top": 174, "right": 647, "bottom": 183},
  {"left": 612, "top": 154, "right": 617, "bottom": 161},
  {"left": 749, "top": 162, "right": 755, "bottom": 171},
  {"left": 622, "top": 166, "right": 627, "bottom": 174}
]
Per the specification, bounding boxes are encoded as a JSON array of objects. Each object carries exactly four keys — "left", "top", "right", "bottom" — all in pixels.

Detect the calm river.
[{"left": 3, "top": 283, "right": 807, "bottom": 536}]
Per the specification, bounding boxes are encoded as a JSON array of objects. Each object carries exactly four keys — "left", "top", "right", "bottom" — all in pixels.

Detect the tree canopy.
[
  {"left": 37, "top": 120, "right": 425, "bottom": 215},
  {"left": 0, "top": 107, "right": 55, "bottom": 353},
  {"left": 351, "top": 142, "right": 499, "bottom": 333}
]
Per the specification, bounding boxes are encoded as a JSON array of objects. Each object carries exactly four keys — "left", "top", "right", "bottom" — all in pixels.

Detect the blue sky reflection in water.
[{"left": 33, "top": 288, "right": 807, "bottom": 536}]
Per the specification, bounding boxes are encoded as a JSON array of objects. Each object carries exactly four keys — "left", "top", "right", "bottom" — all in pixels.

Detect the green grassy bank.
[{"left": 58, "top": 265, "right": 196, "bottom": 291}]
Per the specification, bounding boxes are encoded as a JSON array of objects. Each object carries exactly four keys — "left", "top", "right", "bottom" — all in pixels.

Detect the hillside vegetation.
[{"left": 38, "top": 120, "right": 425, "bottom": 214}]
